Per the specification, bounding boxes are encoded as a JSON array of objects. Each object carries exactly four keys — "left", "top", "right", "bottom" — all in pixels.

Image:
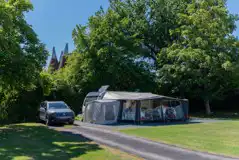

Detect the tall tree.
[
  {"left": 0, "top": 0, "right": 47, "bottom": 90},
  {"left": 0, "top": 0, "right": 47, "bottom": 121},
  {"left": 157, "top": 0, "right": 239, "bottom": 114},
  {"left": 108, "top": 0, "right": 188, "bottom": 64},
  {"left": 71, "top": 6, "right": 157, "bottom": 92},
  {"left": 56, "top": 0, "right": 190, "bottom": 113}
]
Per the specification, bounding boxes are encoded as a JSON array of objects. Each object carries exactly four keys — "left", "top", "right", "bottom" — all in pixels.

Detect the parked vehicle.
[
  {"left": 82, "top": 92, "right": 100, "bottom": 119},
  {"left": 81, "top": 86, "right": 110, "bottom": 119},
  {"left": 38, "top": 101, "right": 75, "bottom": 126}
]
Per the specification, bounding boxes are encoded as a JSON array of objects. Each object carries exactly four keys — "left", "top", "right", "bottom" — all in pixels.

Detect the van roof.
[{"left": 86, "top": 92, "right": 100, "bottom": 97}]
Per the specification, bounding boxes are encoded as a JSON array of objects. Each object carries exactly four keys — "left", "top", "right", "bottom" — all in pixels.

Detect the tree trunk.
[
  {"left": 204, "top": 99, "right": 211, "bottom": 115},
  {"left": 53, "top": 91, "right": 56, "bottom": 100},
  {"left": 179, "top": 85, "right": 185, "bottom": 99}
]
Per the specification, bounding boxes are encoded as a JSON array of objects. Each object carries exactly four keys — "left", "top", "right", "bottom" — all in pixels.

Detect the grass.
[
  {"left": 75, "top": 115, "right": 83, "bottom": 121},
  {"left": 191, "top": 111, "right": 239, "bottom": 120},
  {"left": 119, "top": 121, "right": 239, "bottom": 157},
  {"left": 0, "top": 123, "right": 141, "bottom": 160}
]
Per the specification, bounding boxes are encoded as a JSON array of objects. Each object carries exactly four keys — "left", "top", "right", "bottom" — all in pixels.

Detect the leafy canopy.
[
  {"left": 0, "top": 0, "right": 48, "bottom": 121},
  {"left": 0, "top": 0, "right": 48, "bottom": 90},
  {"left": 157, "top": 0, "right": 239, "bottom": 100}
]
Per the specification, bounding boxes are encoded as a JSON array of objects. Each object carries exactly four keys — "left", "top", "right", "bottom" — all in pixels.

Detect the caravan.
[{"left": 82, "top": 86, "right": 189, "bottom": 124}]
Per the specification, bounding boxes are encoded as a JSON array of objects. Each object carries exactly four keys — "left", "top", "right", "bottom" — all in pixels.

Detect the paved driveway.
[
  {"left": 75, "top": 118, "right": 227, "bottom": 130},
  {"left": 54, "top": 121, "right": 238, "bottom": 160}
]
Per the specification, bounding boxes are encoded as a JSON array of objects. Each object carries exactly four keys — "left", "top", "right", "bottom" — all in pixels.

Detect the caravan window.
[
  {"left": 104, "top": 104, "right": 115, "bottom": 121},
  {"left": 170, "top": 101, "right": 181, "bottom": 107},
  {"left": 122, "top": 100, "right": 136, "bottom": 121},
  {"left": 140, "top": 100, "right": 154, "bottom": 121}
]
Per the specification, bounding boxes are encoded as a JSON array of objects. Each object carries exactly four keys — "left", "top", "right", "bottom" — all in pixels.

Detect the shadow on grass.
[{"left": 0, "top": 124, "right": 102, "bottom": 160}]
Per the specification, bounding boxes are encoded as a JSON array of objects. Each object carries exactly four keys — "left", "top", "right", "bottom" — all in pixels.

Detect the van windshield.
[
  {"left": 49, "top": 103, "right": 68, "bottom": 109},
  {"left": 84, "top": 96, "right": 98, "bottom": 105}
]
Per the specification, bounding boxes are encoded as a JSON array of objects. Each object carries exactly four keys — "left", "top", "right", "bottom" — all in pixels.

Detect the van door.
[{"left": 40, "top": 102, "right": 47, "bottom": 121}]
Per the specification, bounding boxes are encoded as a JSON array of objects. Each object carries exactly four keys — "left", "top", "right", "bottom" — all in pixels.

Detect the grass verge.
[
  {"left": 119, "top": 121, "right": 239, "bottom": 157},
  {"left": 75, "top": 115, "right": 83, "bottom": 121},
  {"left": 191, "top": 111, "right": 239, "bottom": 120},
  {"left": 0, "top": 123, "right": 141, "bottom": 160}
]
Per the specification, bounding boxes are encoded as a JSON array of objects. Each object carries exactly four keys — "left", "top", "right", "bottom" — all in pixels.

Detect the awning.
[
  {"left": 103, "top": 91, "right": 165, "bottom": 100},
  {"left": 103, "top": 91, "right": 187, "bottom": 101}
]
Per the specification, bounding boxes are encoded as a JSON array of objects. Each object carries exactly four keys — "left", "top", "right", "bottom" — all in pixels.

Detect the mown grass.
[
  {"left": 120, "top": 121, "right": 239, "bottom": 157},
  {"left": 75, "top": 115, "right": 83, "bottom": 121},
  {"left": 191, "top": 111, "right": 239, "bottom": 120},
  {"left": 0, "top": 123, "right": 140, "bottom": 160}
]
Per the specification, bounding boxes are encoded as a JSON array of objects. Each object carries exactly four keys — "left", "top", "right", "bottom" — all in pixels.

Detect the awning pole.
[{"left": 135, "top": 101, "right": 141, "bottom": 125}]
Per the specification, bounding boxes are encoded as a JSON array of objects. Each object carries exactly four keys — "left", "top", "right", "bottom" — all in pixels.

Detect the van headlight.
[{"left": 71, "top": 111, "right": 75, "bottom": 117}]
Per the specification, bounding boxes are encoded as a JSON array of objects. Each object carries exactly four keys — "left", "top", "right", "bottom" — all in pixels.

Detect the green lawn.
[
  {"left": 0, "top": 123, "right": 140, "bottom": 160},
  {"left": 119, "top": 121, "right": 239, "bottom": 157},
  {"left": 75, "top": 115, "right": 83, "bottom": 121},
  {"left": 191, "top": 111, "right": 239, "bottom": 120}
]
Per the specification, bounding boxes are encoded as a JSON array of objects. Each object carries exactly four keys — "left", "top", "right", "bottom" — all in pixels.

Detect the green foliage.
[
  {"left": 75, "top": 115, "right": 83, "bottom": 121},
  {"left": 52, "top": 0, "right": 239, "bottom": 115},
  {"left": 0, "top": 0, "right": 48, "bottom": 90},
  {"left": 55, "top": 1, "right": 178, "bottom": 113},
  {"left": 0, "top": 0, "right": 47, "bottom": 123},
  {"left": 6, "top": 88, "right": 44, "bottom": 123},
  {"left": 157, "top": 0, "right": 239, "bottom": 111},
  {"left": 108, "top": 0, "right": 188, "bottom": 62},
  {"left": 40, "top": 71, "right": 55, "bottom": 96},
  {"left": 1, "top": 0, "right": 239, "bottom": 122},
  {"left": 0, "top": 89, "right": 18, "bottom": 122}
]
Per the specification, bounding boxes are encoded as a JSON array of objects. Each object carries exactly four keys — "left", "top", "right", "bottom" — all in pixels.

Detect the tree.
[
  {"left": 157, "top": 0, "right": 239, "bottom": 114},
  {"left": 0, "top": 0, "right": 48, "bottom": 90},
  {"left": 71, "top": 6, "right": 158, "bottom": 92},
  {"left": 39, "top": 71, "right": 55, "bottom": 96},
  {"left": 68, "top": 0, "right": 190, "bottom": 99},
  {"left": 0, "top": 0, "right": 48, "bottom": 122},
  {"left": 108, "top": 0, "right": 188, "bottom": 65}
]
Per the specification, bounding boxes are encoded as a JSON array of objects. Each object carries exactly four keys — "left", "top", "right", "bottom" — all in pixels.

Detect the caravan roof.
[{"left": 85, "top": 88, "right": 187, "bottom": 101}]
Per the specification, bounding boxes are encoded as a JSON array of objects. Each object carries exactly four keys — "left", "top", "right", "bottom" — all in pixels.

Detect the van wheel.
[
  {"left": 36, "top": 112, "right": 41, "bottom": 123},
  {"left": 38, "top": 118, "right": 44, "bottom": 124},
  {"left": 36, "top": 116, "right": 41, "bottom": 123},
  {"left": 46, "top": 118, "right": 51, "bottom": 126}
]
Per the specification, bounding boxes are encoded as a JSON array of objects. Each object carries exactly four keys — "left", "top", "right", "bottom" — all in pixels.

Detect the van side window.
[
  {"left": 40, "top": 102, "right": 47, "bottom": 109},
  {"left": 40, "top": 102, "right": 44, "bottom": 108}
]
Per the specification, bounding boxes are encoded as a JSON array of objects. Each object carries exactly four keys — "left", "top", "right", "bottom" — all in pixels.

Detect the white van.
[{"left": 82, "top": 86, "right": 109, "bottom": 116}]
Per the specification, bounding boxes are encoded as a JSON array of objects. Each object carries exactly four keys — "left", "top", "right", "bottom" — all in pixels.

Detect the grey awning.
[{"left": 103, "top": 91, "right": 164, "bottom": 100}]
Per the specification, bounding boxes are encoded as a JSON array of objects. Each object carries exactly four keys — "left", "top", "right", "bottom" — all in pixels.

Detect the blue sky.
[
  {"left": 26, "top": 0, "right": 109, "bottom": 58},
  {"left": 26, "top": 0, "right": 239, "bottom": 59}
]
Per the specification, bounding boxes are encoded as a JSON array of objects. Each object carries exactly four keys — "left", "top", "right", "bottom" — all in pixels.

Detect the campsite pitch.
[
  {"left": 0, "top": 123, "right": 140, "bottom": 160},
  {"left": 119, "top": 121, "right": 239, "bottom": 157}
]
